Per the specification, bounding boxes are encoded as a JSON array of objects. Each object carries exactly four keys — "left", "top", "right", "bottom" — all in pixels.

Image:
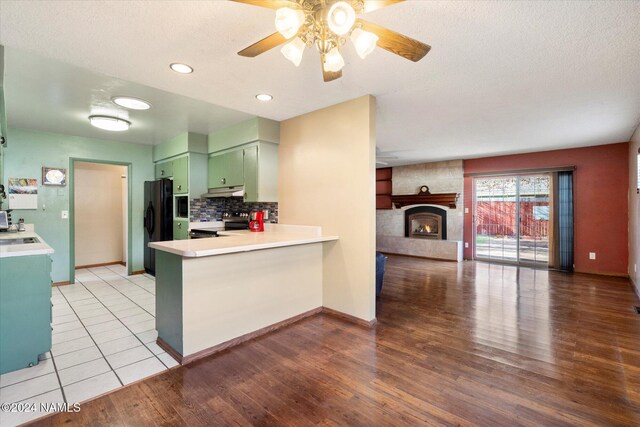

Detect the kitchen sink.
[{"left": 0, "top": 237, "right": 39, "bottom": 245}]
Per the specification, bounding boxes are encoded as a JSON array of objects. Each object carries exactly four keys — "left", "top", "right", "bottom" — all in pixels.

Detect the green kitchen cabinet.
[
  {"left": 0, "top": 255, "right": 52, "bottom": 375},
  {"left": 155, "top": 160, "right": 173, "bottom": 179},
  {"left": 207, "top": 153, "right": 225, "bottom": 189},
  {"left": 173, "top": 219, "right": 189, "bottom": 240},
  {"left": 207, "top": 142, "right": 278, "bottom": 201},
  {"left": 208, "top": 150, "right": 243, "bottom": 189},
  {"left": 172, "top": 156, "right": 188, "bottom": 194},
  {"left": 243, "top": 142, "right": 278, "bottom": 202},
  {"left": 243, "top": 145, "right": 258, "bottom": 202}
]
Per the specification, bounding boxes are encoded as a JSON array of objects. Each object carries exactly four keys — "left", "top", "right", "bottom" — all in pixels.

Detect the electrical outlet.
[
  {"left": 464, "top": 208, "right": 469, "bottom": 214},
  {"left": 464, "top": 242, "right": 469, "bottom": 248},
  {"left": 589, "top": 252, "right": 596, "bottom": 260},
  {"left": 61, "top": 210, "right": 68, "bottom": 219}
]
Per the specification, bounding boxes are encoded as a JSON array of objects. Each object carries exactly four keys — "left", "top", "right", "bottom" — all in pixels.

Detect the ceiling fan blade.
[
  {"left": 320, "top": 54, "right": 342, "bottom": 82},
  {"left": 229, "top": 0, "right": 298, "bottom": 9},
  {"left": 356, "top": 19, "right": 431, "bottom": 62},
  {"left": 238, "top": 32, "right": 288, "bottom": 57},
  {"left": 363, "top": 0, "right": 404, "bottom": 13}
]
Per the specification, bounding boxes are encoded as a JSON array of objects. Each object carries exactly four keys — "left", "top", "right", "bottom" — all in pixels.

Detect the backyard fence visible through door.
[{"left": 473, "top": 171, "right": 574, "bottom": 270}]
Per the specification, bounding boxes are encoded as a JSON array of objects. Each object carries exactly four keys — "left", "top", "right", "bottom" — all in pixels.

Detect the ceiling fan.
[{"left": 231, "top": 0, "right": 431, "bottom": 82}]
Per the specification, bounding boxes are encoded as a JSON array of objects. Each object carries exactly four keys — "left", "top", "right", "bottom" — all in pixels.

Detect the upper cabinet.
[
  {"left": 153, "top": 132, "right": 208, "bottom": 196},
  {"left": 207, "top": 142, "right": 278, "bottom": 202},
  {"left": 155, "top": 160, "right": 173, "bottom": 179},
  {"left": 208, "top": 117, "right": 279, "bottom": 202},
  {"left": 171, "top": 156, "right": 188, "bottom": 194},
  {"left": 208, "top": 150, "right": 243, "bottom": 189}
]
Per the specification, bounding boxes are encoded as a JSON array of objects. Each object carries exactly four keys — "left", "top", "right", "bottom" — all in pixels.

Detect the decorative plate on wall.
[{"left": 42, "top": 167, "right": 66, "bottom": 186}]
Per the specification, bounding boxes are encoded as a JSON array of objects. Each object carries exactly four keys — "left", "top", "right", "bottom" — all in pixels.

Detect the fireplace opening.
[{"left": 404, "top": 206, "right": 447, "bottom": 240}]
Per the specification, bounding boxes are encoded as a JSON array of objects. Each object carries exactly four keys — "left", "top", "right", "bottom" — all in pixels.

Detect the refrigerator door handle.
[{"left": 145, "top": 202, "right": 155, "bottom": 238}]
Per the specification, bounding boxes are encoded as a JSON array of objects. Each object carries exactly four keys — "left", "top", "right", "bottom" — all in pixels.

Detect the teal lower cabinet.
[{"left": 0, "top": 255, "right": 52, "bottom": 375}]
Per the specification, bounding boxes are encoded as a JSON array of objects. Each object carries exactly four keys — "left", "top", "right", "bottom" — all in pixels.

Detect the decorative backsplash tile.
[{"left": 190, "top": 197, "right": 278, "bottom": 223}]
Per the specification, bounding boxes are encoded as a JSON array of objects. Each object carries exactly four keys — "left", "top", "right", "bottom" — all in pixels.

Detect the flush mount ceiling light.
[
  {"left": 232, "top": 0, "right": 431, "bottom": 82},
  {"left": 256, "top": 93, "right": 273, "bottom": 101},
  {"left": 112, "top": 96, "right": 151, "bottom": 110},
  {"left": 89, "top": 115, "right": 131, "bottom": 132},
  {"left": 170, "top": 62, "right": 194, "bottom": 74}
]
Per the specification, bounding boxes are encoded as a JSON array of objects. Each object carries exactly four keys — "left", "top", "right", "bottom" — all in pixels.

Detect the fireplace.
[{"left": 404, "top": 206, "right": 447, "bottom": 240}]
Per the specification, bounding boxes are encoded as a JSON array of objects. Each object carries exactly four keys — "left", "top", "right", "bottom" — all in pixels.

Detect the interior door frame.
[
  {"left": 68, "top": 158, "right": 133, "bottom": 284},
  {"left": 472, "top": 174, "right": 548, "bottom": 267}
]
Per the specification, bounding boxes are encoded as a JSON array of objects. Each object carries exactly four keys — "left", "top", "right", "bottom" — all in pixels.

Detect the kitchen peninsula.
[{"left": 149, "top": 224, "right": 338, "bottom": 364}]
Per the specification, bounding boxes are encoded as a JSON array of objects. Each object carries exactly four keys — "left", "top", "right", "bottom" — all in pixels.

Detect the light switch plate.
[
  {"left": 464, "top": 242, "right": 469, "bottom": 248},
  {"left": 464, "top": 208, "right": 469, "bottom": 214},
  {"left": 589, "top": 252, "right": 596, "bottom": 260},
  {"left": 61, "top": 210, "right": 69, "bottom": 219}
]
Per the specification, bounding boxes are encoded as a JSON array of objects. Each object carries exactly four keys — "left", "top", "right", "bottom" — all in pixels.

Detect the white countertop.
[
  {"left": 0, "top": 230, "right": 55, "bottom": 258},
  {"left": 149, "top": 224, "right": 338, "bottom": 258}
]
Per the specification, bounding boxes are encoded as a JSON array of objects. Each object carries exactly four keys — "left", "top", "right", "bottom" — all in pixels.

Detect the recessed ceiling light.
[
  {"left": 256, "top": 94, "right": 273, "bottom": 102},
  {"left": 112, "top": 96, "right": 151, "bottom": 110},
  {"left": 170, "top": 63, "right": 193, "bottom": 74},
  {"left": 89, "top": 115, "right": 131, "bottom": 132}
]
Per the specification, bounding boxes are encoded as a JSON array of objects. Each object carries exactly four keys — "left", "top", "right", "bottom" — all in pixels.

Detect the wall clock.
[{"left": 42, "top": 167, "right": 66, "bottom": 186}]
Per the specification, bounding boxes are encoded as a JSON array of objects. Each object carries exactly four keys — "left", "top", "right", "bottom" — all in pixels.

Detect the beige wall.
[
  {"left": 279, "top": 96, "right": 377, "bottom": 322},
  {"left": 75, "top": 162, "right": 127, "bottom": 267},
  {"left": 630, "top": 127, "right": 640, "bottom": 296}
]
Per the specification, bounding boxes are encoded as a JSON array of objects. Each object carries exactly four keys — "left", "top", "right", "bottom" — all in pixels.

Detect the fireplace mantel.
[{"left": 391, "top": 192, "right": 459, "bottom": 209}]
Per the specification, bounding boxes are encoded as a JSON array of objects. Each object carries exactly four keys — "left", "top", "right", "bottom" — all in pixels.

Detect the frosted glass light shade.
[
  {"left": 350, "top": 28, "right": 378, "bottom": 59},
  {"left": 112, "top": 96, "right": 151, "bottom": 110},
  {"left": 327, "top": 1, "right": 355, "bottom": 36},
  {"left": 281, "top": 37, "right": 306, "bottom": 66},
  {"left": 89, "top": 115, "right": 130, "bottom": 131},
  {"left": 323, "top": 47, "right": 345, "bottom": 72},
  {"left": 275, "top": 7, "right": 305, "bottom": 39}
]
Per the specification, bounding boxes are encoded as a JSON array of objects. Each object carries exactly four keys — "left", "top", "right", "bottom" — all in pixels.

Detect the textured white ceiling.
[
  {"left": 1, "top": 0, "right": 639, "bottom": 164},
  {"left": 3, "top": 48, "right": 253, "bottom": 145}
]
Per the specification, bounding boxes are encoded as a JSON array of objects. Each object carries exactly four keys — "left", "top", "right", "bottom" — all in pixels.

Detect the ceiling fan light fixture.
[
  {"left": 275, "top": 7, "right": 305, "bottom": 39},
  {"left": 323, "top": 47, "right": 345, "bottom": 72},
  {"left": 89, "top": 115, "right": 131, "bottom": 132},
  {"left": 350, "top": 28, "right": 379, "bottom": 59},
  {"left": 281, "top": 37, "right": 306, "bottom": 66},
  {"left": 327, "top": 1, "right": 356, "bottom": 36}
]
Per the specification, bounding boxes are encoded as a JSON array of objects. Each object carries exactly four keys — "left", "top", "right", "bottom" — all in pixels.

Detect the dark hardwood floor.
[{"left": 34, "top": 256, "right": 640, "bottom": 426}]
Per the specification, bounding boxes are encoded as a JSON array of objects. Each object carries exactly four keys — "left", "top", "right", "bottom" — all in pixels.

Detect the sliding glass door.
[{"left": 474, "top": 175, "right": 550, "bottom": 265}]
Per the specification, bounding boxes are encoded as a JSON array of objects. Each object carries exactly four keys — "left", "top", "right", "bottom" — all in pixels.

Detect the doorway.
[
  {"left": 69, "top": 160, "right": 132, "bottom": 283},
  {"left": 474, "top": 174, "right": 551, "bottom": 266}
]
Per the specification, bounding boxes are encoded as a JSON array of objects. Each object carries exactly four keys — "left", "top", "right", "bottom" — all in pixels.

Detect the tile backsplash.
[{"left": 190, "top": 197, "right": 278, "bottom": 223}]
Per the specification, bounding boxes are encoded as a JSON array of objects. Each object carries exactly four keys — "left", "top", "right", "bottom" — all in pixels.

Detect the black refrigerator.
[{"left": 144, "top": 179, "right": 173, "bottom": 275}]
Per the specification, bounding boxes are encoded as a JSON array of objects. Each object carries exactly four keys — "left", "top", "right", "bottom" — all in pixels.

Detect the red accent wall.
[{"left": 463, "top": 143, "right": 629, "bottom": 276}]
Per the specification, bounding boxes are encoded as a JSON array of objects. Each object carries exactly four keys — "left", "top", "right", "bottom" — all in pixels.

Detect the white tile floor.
[{"left": 0, "top": 265, "right": 178, "bottom": 426}]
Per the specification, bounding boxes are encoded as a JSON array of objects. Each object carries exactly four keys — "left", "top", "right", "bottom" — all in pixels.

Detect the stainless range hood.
[{"left": 201, "top": 186, "right": 244, "bottom": 198}]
